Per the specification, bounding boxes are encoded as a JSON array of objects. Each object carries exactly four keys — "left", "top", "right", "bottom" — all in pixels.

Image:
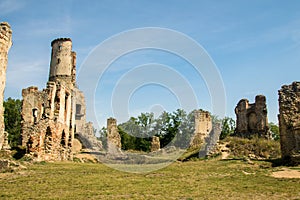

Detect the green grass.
[{"left": 0, "top": 160, "right": 299, "bottom": 199}]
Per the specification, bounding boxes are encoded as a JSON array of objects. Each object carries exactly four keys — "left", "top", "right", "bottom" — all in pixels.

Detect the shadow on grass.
[
  {"left": 11, "top": 146, "right": 26, "bottom": 160},
  {"left": 218, "top": 157, "right": 299, "bottom": 167}
]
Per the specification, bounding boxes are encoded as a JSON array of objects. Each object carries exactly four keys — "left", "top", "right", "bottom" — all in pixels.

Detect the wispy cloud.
[
  {"left": 214, "top": 19, "right": 300, "bottom": 53},
  {"left": 6, "top": 59, "right": 49, "bottom": 96},
  {"left": 20, "top": 16, "right": 72, "bottom": 37},
  {"left": 0, "top": 0, "right": 25, "bottom": 15}
]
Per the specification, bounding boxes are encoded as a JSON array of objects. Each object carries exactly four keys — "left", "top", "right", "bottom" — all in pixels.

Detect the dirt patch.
[
  {"left": 74, "top": 153, "right": 98, "bottom": 163},
  {"left": 271, "top": 168, "right": 300, "bottom": 179}
]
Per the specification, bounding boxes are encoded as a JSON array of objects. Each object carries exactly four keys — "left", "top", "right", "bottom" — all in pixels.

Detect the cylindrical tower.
[
  {"left": 49, "top": 38, "right": 75, "bottom": 86},
  {"left": 0, "top": 22, "right": 12, "bottom": 150},
  {"left": 107, "top": 117, "right": 117, "bottom": 131}
]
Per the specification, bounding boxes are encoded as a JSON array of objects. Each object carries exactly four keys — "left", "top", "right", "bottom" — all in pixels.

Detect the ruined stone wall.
[
  {"left": 151, "top": 136, "right": 160, "bottom": 152},
  {"left": 74, "top": 88, "right": 102, "bottom": 150},
  {"left": 74, "top": 88, "right": 86, "bottom": 133},
  {"left": 235, "top": 95, "right": 270, "bottom": 138},
  {"left": 190, "top": 110, "right": 212, "bottom": 148},
  {"left": 278, "top": 82, "right": 300, "bottom": 164},
  {"left": 21, "top": 38, "right": 76, "bottom": 161},
  {"left": 21, "top": 83, "right": 74, "bottom": 161},
  {"left": 0, "top": 22, "right": 12, "bottom": 150},
  {"left": 107, "top": 118, "right": 121, "bottom": 154},
  {"left": 199, "top": 122, "right": 222, "bottom": 158}
]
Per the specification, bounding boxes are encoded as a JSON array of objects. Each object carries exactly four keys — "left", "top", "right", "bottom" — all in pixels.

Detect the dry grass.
[
  {"left": 224, "top": 137, "right": 281, "bottom": 159},
  {"left": 0, "top": 159, "right": 299, "bottom": 199}
]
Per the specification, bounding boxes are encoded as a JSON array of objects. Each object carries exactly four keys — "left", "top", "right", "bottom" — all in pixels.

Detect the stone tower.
[
  {"left": 278, "top": 82, "right": 300, "bottom": 164},
  {"left": 234, "top": 95, "right": 270, "bottom": 138},
  {"left": 21, "top": 38, "right": 77, "bottom": 161},
  {"left": 0, "top": 22, "right": 12, "bottom": 150},
  {"left": 49, "top": 38, "right": 76, "bottom": 88},
  {"left": 190, "top": 110, "right": 212, "bottom": 148},
  {"left": 106, "top": 117, "right": 121, "bottom": 153}
]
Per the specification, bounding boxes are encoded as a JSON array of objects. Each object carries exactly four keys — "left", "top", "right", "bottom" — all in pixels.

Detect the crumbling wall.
[
  {"left": 0, "top": 22, "right": 12, "bottom": 150},
  {"left": 74, "top": 88, "right": 102, "bottom": 150},
  {"left": 21, "top": 84, "right": 74, "bottom": 161},
  {"left": 198, "top": 123, "right": 222, "bottom": 158},
  {"left": 278, "top": 82, "right": 300, "bottom": 164},
  {"left": 21, "top": 38, "right": 76, "bottom": 161},
  {"left": 235, "top": 95, "right": 270, "bottom": 138},
  {"left": 106, "top": 118, "right": 121, "bottom": 154},
  {"left": 190, "top": 110, "right": 212, "bottom": 148},
  {"left": 151, "top": 136, "right": 160, "bottom": 152}
]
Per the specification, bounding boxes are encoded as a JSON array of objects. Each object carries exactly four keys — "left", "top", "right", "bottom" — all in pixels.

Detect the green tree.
[
  {"left": 98, "top": 126, "right": 107, "bottom": 149},
  {"left": 4, "top": 98, "right": 22, "bottom": 147},
  {"left": 118, "top": 114, "right": 153, "bottom": 151},
  {"left": 173, "top": 109, "right": 195, "bottom": 148},
  {"left": 220, "top": 117, "right": 235, "bottom": 140},
  {"left": 269, "top": 122, "right": 280, "bottom": 141},
  {"left": 157, "top": 111, "right": 176, "bottom": 147}
]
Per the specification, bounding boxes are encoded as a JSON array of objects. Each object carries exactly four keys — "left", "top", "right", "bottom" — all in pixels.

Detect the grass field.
[{"left": 0, "top": 159, "right": 299, "bottom": 199}]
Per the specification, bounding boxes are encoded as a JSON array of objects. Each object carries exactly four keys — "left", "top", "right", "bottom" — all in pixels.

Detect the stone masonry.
[
  {"left": 74, "top": 88, "right": 102, "bottom": 150},
  {"left": 21, "top": 38, "right": 77, "bottom": 161},
  {"left": 190, "top": 110, "right": 212, "bottom": 148},
  {"left": 0, "top": 22, "right": 12, "bottom": 150},
  {"left": 278, "top": 82, "right": 300, "bottom": 164},
  {"left": 106, "top": 117, "right": 121, "bottom": 154},
  {"left": 234, "top": 95, "right": 270, "bottom": 138},
  {"left": 151, "top": 136, "right": 160, "bottom": 152}
]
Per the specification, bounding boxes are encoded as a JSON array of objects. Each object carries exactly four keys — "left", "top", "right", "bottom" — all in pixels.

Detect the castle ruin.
[
  {"left": 21, "top": 38, "right": 81, "bottom": 161},
  {"left": 278, "top": 82, "right": 300, "bottom": 164},
  {"left": 190, "top": 110, "right": 212, "bottom": 148},
  {"left": 234, "top": 95, "right": 270, "bottom": 138},
  {"left": 106, "top": 117, "right": 121, "bottom": 154},
  {"left": 0, "top": 22, "right": 12, "bottom": 150}
]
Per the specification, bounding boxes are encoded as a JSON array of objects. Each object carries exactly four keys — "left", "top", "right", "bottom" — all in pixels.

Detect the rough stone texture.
[
  {"left": 0, "top": 22, "right": 12, "bottom": 150},
  {"left": 2, "top": 131, "right": 9, "bottom": 149},
  {"left": 235, "top": 95, "right": 270, "bottom": 138},
  {"left": 106, "top": 118, "right": 121, "bottom": 154},
  {"left": 74, "top": 88, "right": 102, "bottom": 150},
  {"left": 278, "top": 81, "right": 300, "bottom": 164},
  {"left": 72, "top": 138, "right": 82, "bottom": 153},
  {"left": 21, "top": 38, "right": 76, "bottom": 161},
  {"left": 199, "top": 123, "right": 222, "bottom": 158},
  {"left": 190, "top": 110, "right": 212, "bottom": 148},
  {"left": 151, "top": 136, "right": 160, "bottom": 152}
]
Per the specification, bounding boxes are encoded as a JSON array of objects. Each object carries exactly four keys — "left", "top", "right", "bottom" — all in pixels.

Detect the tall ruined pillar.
[
  {"left": 107, "top": 118, "right": 121, "bottom": 154},
  {"left": 0, "top": 22, "right": 12, "bottom": 150},
  {"left": 278, "top": 82, "right": 300, "bottom": 164},
  {"left": 190, "top": 110, "right": 212, "bottom": 148},
  {"left": 255, "top": 95, "right": 269, "bottom": 137},
  {"left": 234, "top": 99, "right": 249, "bottom": 135}
]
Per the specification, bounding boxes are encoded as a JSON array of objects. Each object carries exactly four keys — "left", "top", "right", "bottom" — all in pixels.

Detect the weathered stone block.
[
  {"left": 234, "top": 95, "right": 270, "bottom": 138},
  {"left": 278, "top": 81, "right": 300, "bottom": 164},
  {"left": 190, "top": 110, "right": 212, "bottom": 148},
  {"left": 0, "top": 22, "right": 12, "bottom": 150},
  {"left": 107, "top": 118, "right": 121, "bottom": 154},
  {"left": 151, "top": 136, "right": 160, "bottom": 152}
]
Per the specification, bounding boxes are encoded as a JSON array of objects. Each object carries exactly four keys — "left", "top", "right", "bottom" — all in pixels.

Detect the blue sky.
[{"left": 1, "top": 0, "right": 300, "bottom": 128}]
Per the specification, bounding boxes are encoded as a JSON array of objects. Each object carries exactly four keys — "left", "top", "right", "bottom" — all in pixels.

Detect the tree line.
[{"left": 3, "top": 98, "right": 280, "bottom": 151}]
